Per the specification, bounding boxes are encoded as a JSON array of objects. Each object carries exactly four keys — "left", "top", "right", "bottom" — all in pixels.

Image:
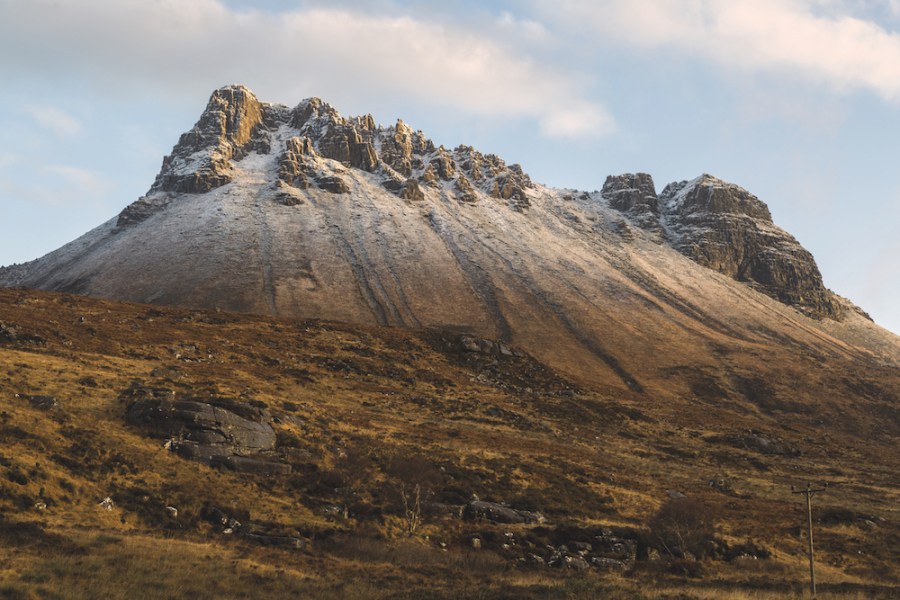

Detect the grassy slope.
[{"left": 0, "top": 287, "right": 897, "bottom": 599}]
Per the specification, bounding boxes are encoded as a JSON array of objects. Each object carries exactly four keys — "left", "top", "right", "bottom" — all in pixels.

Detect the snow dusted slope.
[{"left": 2, "top": 85, "right": 897, "bottom": 390}]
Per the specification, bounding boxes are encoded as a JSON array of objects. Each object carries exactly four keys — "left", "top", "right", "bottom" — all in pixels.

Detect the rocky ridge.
[{"left": 117, "top": 85, "right": 534, "bottom": 229}]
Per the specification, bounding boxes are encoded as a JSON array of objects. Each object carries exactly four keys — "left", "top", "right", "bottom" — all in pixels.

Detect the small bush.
[
  {"left": 7, "top": 468, "right": 29, "bottom": 486},
  {"left": 648, "top": 497, "right": 716, "bottom": 560}
]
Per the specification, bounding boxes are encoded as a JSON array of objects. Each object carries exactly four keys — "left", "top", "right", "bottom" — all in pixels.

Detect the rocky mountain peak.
[
  {"left": 658, "top": 175, "right": 844, "bottom": 320},
  {"left": 117, "top": 85, "right": 272, "bottom": 225},
  {"left": 206, "top": 85, "right": 265, "bottom": 146},
  {"left": 597, "top": 172, "right": 847, "bottom": 320},
  {"left": 117, "top": 85, "right": 538, "bottom": 228},
  {"left": 661, "top": 174, "right": 772, "bottom": 221}
]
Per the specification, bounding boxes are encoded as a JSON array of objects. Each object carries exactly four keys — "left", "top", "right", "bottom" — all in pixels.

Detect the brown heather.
[{"left": 0, "top": 287, "right": 897, "bottom": 599}]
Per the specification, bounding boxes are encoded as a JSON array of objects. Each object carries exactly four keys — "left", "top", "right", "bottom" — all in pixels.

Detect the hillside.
[{"left": 0, "top": 287, "right": 898, "bottom": 599}]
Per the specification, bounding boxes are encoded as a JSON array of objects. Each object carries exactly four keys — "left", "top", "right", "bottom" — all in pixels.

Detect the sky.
[{"left": 0, "top": 0, "right": 898, "bottom": 334}]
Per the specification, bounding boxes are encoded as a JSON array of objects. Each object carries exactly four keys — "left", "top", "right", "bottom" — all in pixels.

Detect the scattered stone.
[
  {"left": 0, "top": 323, "right": 45, "bottom": 345},
  {"left": 165, "top": 506, "right": 178, "bottom": 518},
  {"left": 561, "top": 555, "right": 590, "bottom": 571},
  {"left": 526, "top": 553, "right": 546, "bottom": 567},
  {"left": 99, "top": 497, "right": 115, "bottom": 511},
  {"left": 593, "top": 529, "right": 637, "bottom": 565},
  {"left": 455, "top": 335, "right": 524, "bottom": 357},
  {"left": 242, "top": 532, "right": 306, "bottom": 550},
  {"left": 275, "top": 192, "right": 305, "bottom": 206},
  {"left": 0, "top": 322, "right": 16, "bottom": 342},
  {"left": 570, "top": 541, "right": 593, "bottom": 554},
  {"left": 591, "top": 557, "right": 627, "bottom": 570},
  {"left": 208, "top": 454, "right": 292, "bottom": 476},
  {"left": 202, "top": 506, "right": 242, "bottom": 531},
  {"left": 16, "top": 394, "right": 58, "bottom": 411},
  {"left": 462, "top": 500, "right": 544, "bottom": 524}
]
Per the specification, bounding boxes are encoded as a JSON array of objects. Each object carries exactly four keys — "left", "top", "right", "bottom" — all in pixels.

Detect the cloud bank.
[
  {"left": 0, "top": 0, "right": 613, "bottom": 138},
  {"left": 540, "top": 0, "right": 900, "bottom": 101}
]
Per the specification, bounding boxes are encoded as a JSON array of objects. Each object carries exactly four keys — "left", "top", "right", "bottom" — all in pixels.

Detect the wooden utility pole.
[{"left": 792, "top": 482, "right": 827, "bottom": 597}]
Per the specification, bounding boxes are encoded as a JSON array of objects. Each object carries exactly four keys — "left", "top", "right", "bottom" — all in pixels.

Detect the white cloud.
[
  {"left": 0, "top": 1, "right": 613, "bottom": 139},
  {"left": 24, "top": 105, "right": 83, "bottom": 137},
  {"left": 45, "top": 166, "right": 112, "bottom": 196},
  {"left": 540, "top": 0, "right": 900, "bottom": 102},
  {"left": 0, "top": 165, "right": 112, "bottom": 207},
  {"left": 539, "top": 101, "right": 616, "bottom": 138}
]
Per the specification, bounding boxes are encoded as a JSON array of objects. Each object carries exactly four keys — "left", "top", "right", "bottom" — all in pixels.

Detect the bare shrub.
[
  {"left": 648, "top": 497, "right": 716, "bottom": 560},
  {"left": 386, "top": 454, "right": 442, "bottom": 534}
]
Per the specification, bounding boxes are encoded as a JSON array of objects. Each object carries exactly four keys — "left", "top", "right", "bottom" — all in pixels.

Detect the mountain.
[
  {"left": 1, "top": 85, "right": 896, "bottom": 392},
  {"left": 1, "top": 85, "right": 899, "bottom": 597}
]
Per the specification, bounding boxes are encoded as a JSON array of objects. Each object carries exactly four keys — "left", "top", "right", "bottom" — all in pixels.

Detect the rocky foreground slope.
[{"left": 0, "top": 287, "right": 898, "bottom": 598}]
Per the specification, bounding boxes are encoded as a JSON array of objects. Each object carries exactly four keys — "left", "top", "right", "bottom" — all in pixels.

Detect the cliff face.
[
  {"left": 603, "top": 173, "right": 846, "bottom": 320},
  {"left": 601, "top": 173, "right": 661, "bottom": 234},
  {"left": 658, "top": 175, "right": 845, "bottom": 320}
]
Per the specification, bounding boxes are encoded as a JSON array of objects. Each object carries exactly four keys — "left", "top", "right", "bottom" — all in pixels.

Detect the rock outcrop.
[
  {"left": 603, "top": 172, "right": 844, "bottom": 320},
  {"left": 150, "top": 85, "right": 269, "bottom": 194},
  {"left": 122, "top": 383, "right": 284, "bottom": 473},
  {"left": 126, "top": 395, "right": 276, "bottom": 455},
  {"left": 462, "top": 500, "right": 545, "bottom": 524},
  {"left": 115, "top": 85, "right": 537, "bottom": 227},
  {"left": 659, "top": 175, "right": 845, "bottom": 320},
  {"left": 118, "top": 85, "right": 272, "bottom": 226},
  {"left": 602, "top": 173, "right": 661, "bottom": 233},
  {"left": 278, "top": 136, "right": 316, "bottom": 189}
]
